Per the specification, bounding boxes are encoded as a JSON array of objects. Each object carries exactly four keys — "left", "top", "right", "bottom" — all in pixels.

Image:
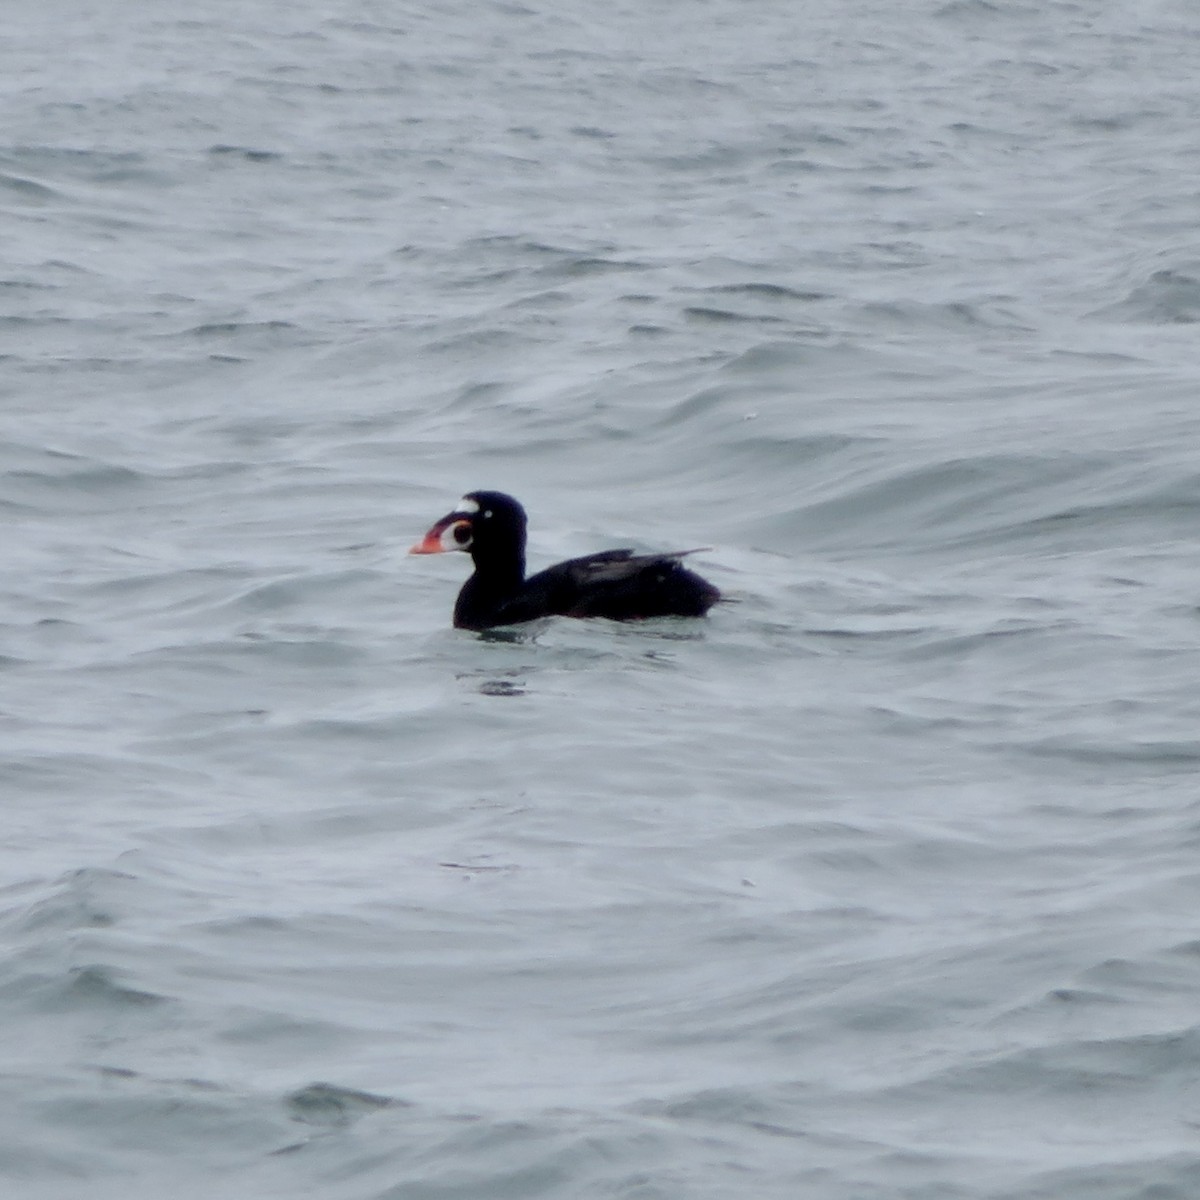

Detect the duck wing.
[{"left": 526, "top": 549, "right": 720, "bottom": 621}]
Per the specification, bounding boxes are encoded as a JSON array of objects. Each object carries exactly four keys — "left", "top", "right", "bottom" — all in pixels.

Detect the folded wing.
[{"left": 525, "top": 549, "right": 720, "bottom": 620}]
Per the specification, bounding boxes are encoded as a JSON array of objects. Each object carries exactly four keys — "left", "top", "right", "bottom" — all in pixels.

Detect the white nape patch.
[{"left": 453, "top": 497, "right": 481, "bottom": 515}]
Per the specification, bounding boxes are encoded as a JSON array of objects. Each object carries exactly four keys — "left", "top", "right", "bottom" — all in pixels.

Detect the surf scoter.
[{"left": 410, "top": 490, "right": 720, "bottom": 630}]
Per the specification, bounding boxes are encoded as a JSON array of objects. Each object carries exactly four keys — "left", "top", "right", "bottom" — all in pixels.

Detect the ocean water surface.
[{"left": 5, "top": 2, "right": 1200, "bottom": 1197}]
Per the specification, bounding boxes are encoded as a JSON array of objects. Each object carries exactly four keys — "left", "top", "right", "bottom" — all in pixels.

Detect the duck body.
[{"left": 411, "top": 491, "right": 720, "bottom": 631}]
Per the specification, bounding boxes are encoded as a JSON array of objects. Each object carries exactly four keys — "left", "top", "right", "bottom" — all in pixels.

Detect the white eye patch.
[{"left": 453, "top": 497, "right": 480, "bottom": 515}]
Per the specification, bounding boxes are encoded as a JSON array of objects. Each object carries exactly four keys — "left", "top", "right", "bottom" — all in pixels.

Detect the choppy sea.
[{"left": 5, "top": 2, "right": 1200, "bottom": 1196}]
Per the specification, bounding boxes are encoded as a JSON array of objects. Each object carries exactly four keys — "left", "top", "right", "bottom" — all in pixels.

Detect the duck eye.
[
  {"left": 483, "top": 510, "right": 493, "bottom": 519},
  {"left": 453, "top": 523, "right": 472, "bottom": 544}
]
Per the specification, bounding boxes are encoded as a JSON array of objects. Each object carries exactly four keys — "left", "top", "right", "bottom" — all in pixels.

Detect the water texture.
[{"left": 4, "top": 2, "right": 1200, "bottom": 1197}]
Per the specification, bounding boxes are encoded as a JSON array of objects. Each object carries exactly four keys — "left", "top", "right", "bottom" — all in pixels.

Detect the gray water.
[{"left": 5, "top": 2, "right": 1200, "bottom": 1196}]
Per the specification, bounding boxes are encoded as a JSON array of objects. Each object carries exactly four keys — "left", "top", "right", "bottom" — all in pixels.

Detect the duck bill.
[{"left": 408, "top": 515, "right": 467, "bottom": 555}]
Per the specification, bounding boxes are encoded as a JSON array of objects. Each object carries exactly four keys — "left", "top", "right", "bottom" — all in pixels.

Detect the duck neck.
[{"left": 470, "top": 543, "right": 525, "bottom": 594}]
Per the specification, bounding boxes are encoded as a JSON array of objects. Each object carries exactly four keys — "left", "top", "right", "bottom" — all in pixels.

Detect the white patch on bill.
[
  {"left": 442, "top": 520, "right": 472, "bottom": 551},
  {"left": 453, "top": 497, "right": 480, "bottom": 514}
]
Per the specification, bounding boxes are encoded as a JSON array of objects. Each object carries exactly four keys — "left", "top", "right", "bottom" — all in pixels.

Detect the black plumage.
[{"left": 410, "top": 491, "right": 720, "bottom": 631}]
